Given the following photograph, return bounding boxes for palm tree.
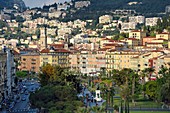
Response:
[141,68,155,98]
[157,67,170,103]
[101,79,114,112]
[141,68,155,83]
[90,106,105,113]
[130,71,138,105]
[76,107,91,113]
[119,68,134,113]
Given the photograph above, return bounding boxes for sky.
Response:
[23,0,71,8]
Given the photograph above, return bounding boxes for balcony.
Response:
[31,59,36,61]
[82,57,86,59]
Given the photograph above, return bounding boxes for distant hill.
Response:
[0,0,26,11]
[63,0,170,21]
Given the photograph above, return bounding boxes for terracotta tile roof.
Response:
[144,53,151,57]
[41,48,50,53]
[154,38,167,40]
[128,38,138,40]
[108,49,116,52]
[13,50,20,55]
[132,56,139,58]
[158,32,170,35]
[151,50,163,52]
[41,48,70,53]
[131,30,141,32]
[49,44,64,48]
[147,42,163,44]
[55,48,70,53]
[97,48,109,51]
[102,38,113,41]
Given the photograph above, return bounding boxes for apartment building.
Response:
[121,38,139,48]
[131,50,164,72]
[142,36,156,46]
[20,53,40,72]
[145,17,161,26]
[121,22,136,30]
[0,49,15,103]
[99,15,113,24]
[0,52,7,102]
[40,48,70,68]
[156,33,170,40]
[106,50,140,71]
[129,16,145,24]
[129,30,146,45]
[75,1,91,9]
[69,48,107,76]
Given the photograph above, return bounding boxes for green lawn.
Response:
[130,111,170,113]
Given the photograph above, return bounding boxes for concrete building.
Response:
[40,48,70,68]
[48,11,62,19]
[129,16,145,24]
[145,17,161,26]
[0,52,7,103]
[156,33,170,40]
[121,22,136,30]
[121,38,140,48]
[20,53,40,72]
[142,36,156,46]
[114,10,136,15]
[129,30,146,45]
[0,49,16,104]
[165,5,170,13]
[75,1,91,9]
[106,50,140,71]
[99,15,113,24]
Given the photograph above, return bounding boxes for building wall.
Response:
[106,50,139,71]
[0,49,15,102]
[142,37,156,46]
[156,33,170,40]
[21,54,40,72]
[0,53,7,102]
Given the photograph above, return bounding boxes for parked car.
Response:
[21,97,26,101]
[21,90,24,94]
[25,91,29,95]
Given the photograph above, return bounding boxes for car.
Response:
[21,97,26,101]
[21,90,24,94]
[25,91,29,95]
[9,102,15,109]
[31,82,34,85]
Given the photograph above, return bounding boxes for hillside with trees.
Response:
[63,0,170,21]
[0,0,26,10]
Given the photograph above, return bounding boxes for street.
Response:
[0,79,40,113]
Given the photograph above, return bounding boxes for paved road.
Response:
[0,79,40,113]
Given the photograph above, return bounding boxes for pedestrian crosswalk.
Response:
[9,109,38,113]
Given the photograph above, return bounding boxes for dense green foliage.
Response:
[30,85,82,113]
[0,20,7,29]
[0,0,26,10]
[64,0,170,21]
[16,71,27,78]
[142,16,170,37]
[30,64,82,112]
